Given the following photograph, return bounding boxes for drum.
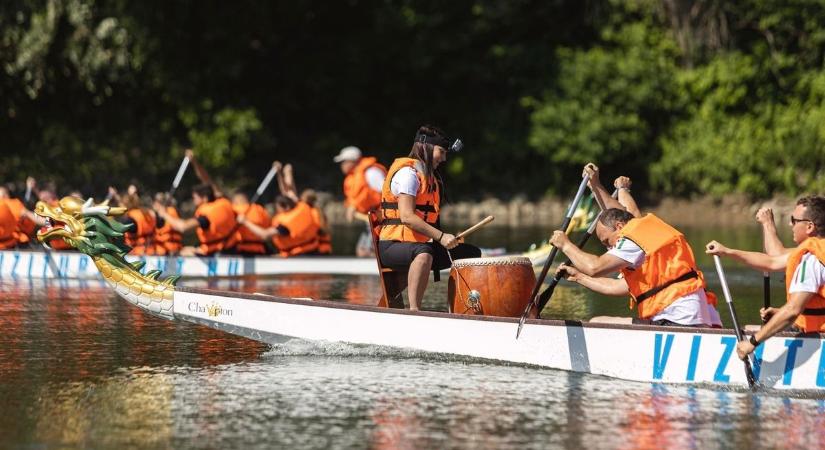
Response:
[448,256,536,317]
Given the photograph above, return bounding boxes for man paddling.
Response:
[551,164,721,327]
[706,196,825,359]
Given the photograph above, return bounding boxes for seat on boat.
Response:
[368,211,406,309]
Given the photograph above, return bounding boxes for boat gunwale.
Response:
[176,285,825,340]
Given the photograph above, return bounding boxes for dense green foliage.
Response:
[2,0,824,201]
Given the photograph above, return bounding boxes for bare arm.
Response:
[549,230,629,276]
[614,176,641,218]
[239,217,279,240]
[583,163,624,211]
[278,163,299,202]
[558,263,629,296]
[706,240,789,272]
[397,194,458,249]
[154,202,200,233]
[737,291,813,359]
[755,208,789,256]
[186,149,224,198]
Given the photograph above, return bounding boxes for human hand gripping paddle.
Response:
[216,162,280,253]
[534,190,619,315]
[516,174,591,338]
[711,251,757,389]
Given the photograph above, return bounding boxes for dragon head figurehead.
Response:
[36,196,138,269]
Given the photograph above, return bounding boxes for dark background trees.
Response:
[2,0,824,202]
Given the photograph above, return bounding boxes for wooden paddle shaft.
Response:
[456,215,494,239]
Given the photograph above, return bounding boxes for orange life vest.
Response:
[378,158,440,243]
[0,202,18,250]
[155,206,183,255]
[618,214,709,319]
[125,208,158,255]
[310,206,332,254]
[233,202,270,255]
[194,197,238,255]
[785,237,825,332]
[343,157,386,213]
[272,201,320,257]
[1,198,36,245]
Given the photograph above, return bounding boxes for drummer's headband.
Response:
[415,131,463,153]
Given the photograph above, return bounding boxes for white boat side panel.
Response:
[172,290,825,390]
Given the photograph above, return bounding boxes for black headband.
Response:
[414,131,463,152]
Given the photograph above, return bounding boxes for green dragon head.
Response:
[35,196,179,285]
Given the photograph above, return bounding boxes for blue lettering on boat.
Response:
[816,341,825,387]
[176,257,184,273]
[78,256,88,273]
[783,339,804,386]
[228,258,240,276]
[686,335,701,381]
[11,252,20,277]
[58,255,69,277]
[752,343,765,380]
[207,258,217,277]
[653,333,674,380]
[714,336,736,383]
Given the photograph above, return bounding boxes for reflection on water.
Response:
[0,224,822,448]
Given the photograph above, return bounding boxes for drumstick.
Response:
[456,215,494,240]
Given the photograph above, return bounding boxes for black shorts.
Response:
[378,240,481,272]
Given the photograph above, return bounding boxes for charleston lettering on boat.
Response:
[188,301,234,318]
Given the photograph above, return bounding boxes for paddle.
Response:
[168,155,191,198]
[712,254,757,388]
[216,162,279,253]
[516,175,591,338]
[534,190,618,315]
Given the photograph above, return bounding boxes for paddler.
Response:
[552,163,722,327]
[238,194,321,257]
[109,185,159,255]
[0,185,45,246]
[377,125,481,310]
[277,162,332,255]
[230,191,271,255]
[333,145,386,256]
[152,150,238,256]
[153,192,183,255]
[705,195,825,359]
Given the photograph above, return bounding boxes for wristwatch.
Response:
[748,334,761,347]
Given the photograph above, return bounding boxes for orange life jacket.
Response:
[343,157,386,213]
[194,197,238,255]
[378,158,440,243]
[155,206,183,255]
[1,198,36,245]
[233,202,270,255]
[618,214,709,319]
[0,202,18,250]
[310,206,332,254]
[125,208,158,255]
[272,201,320,257]
[785,237,825,332]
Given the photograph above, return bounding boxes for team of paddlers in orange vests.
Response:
[0,146,387,258]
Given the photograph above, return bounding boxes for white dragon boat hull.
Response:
[141,285,825,392]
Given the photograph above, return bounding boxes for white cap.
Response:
[333,146,362,163]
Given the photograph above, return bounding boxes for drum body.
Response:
[448,256,536,317]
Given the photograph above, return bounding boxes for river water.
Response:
[1,224,823,449]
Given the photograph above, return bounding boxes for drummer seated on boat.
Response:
[377,125,481,311]
[153,183,239,256]
[551,205,722,328]
[705,196,825,359]
[238,195,322,257]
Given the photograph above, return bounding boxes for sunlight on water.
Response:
[0,225,821,449]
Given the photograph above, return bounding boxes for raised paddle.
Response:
[534,190,618,314]
[712,254,757,388]
[168,155,191,198]
[516,174,591,338]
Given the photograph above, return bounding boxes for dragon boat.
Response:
[34,196,825,392]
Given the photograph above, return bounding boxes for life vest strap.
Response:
[635,270,699,303]
[802,308,825,316]
[380,201,436,213]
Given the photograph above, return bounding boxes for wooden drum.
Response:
[448,256,536,317]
